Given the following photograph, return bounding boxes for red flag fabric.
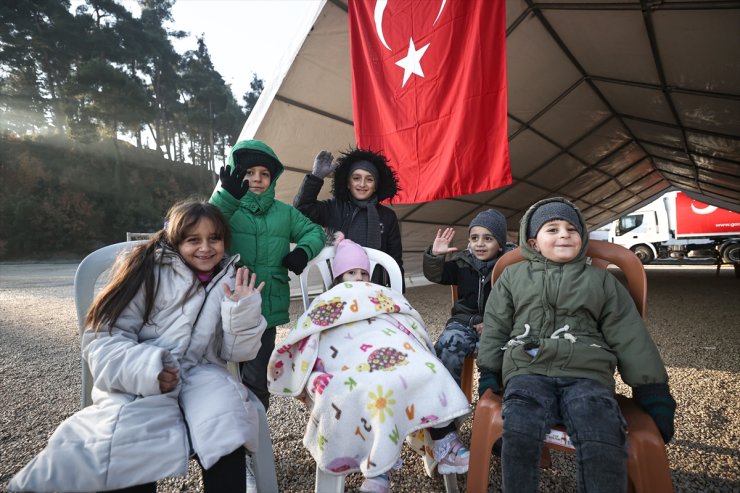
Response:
[348,0,511,204]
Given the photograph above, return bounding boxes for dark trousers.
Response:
[240,325,276,411]
[105,446,246,493]
[428,421,457,440]
[501,375,628,493]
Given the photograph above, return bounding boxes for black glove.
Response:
[219,165,248,200]
[282,248,309,275]
[478,369,502,397]
[633,383,676,443]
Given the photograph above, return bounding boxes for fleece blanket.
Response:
[268,282,471,477]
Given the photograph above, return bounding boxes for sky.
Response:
[169,0,323,101]
[98,0,324,101]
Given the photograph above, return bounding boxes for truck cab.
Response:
[609,205,667,263]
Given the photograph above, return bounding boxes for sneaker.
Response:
[359,472,390,493]
[245,454,257,493]
[433,432,470,475]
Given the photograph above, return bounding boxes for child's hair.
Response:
[331,233,370,285]
[85,200,230,333]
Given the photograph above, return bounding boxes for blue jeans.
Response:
[502,375,627,493]
[434,320,479,385]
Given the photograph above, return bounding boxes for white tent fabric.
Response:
[237,0,740,284]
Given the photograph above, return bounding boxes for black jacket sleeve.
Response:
[293,174,332,226]
[382,209,404,274]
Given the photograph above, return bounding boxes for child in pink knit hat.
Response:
[331,232,371,284]
[268,233,471,493]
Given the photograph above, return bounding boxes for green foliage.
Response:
[0,1,266,258]
[0,0,263,167]
[0,134,213,259]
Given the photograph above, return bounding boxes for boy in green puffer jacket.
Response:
[210,139,326,410]
[477,197,676,493]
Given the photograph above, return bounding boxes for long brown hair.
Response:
[85,200,231,333]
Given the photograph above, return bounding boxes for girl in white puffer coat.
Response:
[9,200,267,493]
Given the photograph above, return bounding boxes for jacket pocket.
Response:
[270,272,291,313]
[503,345,532,375]
[559,341,617,375]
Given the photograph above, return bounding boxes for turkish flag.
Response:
[348,0,511,204]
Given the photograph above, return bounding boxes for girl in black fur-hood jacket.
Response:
[293,147,404,290]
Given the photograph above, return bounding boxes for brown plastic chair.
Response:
[466,240,672,493]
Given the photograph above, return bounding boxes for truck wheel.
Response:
[722,243,740,264]
[632,245,654,264]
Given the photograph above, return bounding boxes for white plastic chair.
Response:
[74,241,278,492]
[299,246,459,493]
[299,245,403,312]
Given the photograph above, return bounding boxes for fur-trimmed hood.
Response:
[331,148,400,202]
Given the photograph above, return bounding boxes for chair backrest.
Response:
[491,240,646,318]
[299,245,403,311]
[74,241,145,408]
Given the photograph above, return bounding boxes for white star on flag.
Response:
[395,38,430,87]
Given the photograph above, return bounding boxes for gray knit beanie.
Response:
[527,201,583,239]
[348,160,379,182]
[469,209,507,247]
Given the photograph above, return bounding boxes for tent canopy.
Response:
[240,0,740,280]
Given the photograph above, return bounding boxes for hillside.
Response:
[0,135,214,259]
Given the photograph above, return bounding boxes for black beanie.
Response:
[233,149,280,178]
[527,201,583,239]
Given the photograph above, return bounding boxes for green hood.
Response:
[229,139,284,181]
[228,139,284,208]
[518,197,589,264]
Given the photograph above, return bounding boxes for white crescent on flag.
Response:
[691,203,718,215]
[373,0,448,51]
[374,0,391,50]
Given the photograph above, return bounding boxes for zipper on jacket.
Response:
[181,257,237,361]
[477,275,484,315]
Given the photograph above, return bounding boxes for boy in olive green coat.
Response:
[477,197,675,493]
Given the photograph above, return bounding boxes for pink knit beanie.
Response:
[332,237,370,279]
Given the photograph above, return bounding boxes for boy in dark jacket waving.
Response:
[423,209,511,386]
[478,197,676,493]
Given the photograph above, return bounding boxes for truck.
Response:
[607,191,740,265]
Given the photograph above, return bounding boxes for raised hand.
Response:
[312,150,337,179]
[224,267,265,301]
[432,227,459,256]
[158,367,179,393]
[219,165,249,199]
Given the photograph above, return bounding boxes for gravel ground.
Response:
[1,263,738,492]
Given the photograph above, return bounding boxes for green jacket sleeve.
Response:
[209,187,240,220]
[477,268,515,374]
[599,275,669,386]
[288,206,326,260]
